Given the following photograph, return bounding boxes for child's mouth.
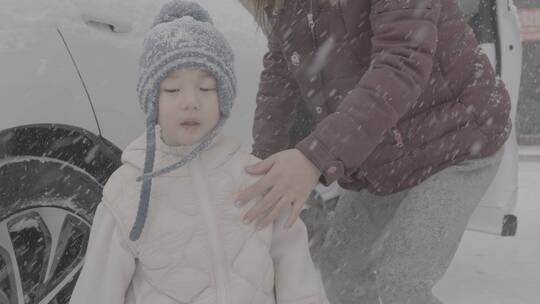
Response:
[179,120,201,131]
[180,122,200,126]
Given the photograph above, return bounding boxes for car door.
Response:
[462,0,523,236]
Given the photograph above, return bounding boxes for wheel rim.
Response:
[0,207,91,304]
[0,157,102,304]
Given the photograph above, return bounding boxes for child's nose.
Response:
[180,91,200,110]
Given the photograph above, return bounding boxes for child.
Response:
[69,1,327,304]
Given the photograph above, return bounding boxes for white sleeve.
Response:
[69,203,136,304]
[271,212,329,304]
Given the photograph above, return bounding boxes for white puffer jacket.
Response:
[70,130,327,304]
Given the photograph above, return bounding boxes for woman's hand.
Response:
[235,149,321,229]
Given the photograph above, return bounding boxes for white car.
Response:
[0,0,522,303]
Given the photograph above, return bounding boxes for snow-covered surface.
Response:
[0,0,164,33]
[434,160,540,304]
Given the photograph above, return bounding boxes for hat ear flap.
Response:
[129,102,158,241]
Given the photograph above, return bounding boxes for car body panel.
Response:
[468,0,523,235]
[54,22,145,149]
[0,27,99,136]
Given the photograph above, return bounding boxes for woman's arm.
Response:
[69,204,135,304]
[296,0,442,185]
[238,0,442,228]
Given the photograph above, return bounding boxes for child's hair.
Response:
[249,0,275,25]
[130,0,236,241]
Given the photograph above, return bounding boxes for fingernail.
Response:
[243,218,251,225]
[256,224,264,230]
[234,201,242,208]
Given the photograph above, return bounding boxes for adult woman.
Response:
[235,0,511,303]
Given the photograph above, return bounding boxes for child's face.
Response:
[158,69,220,146]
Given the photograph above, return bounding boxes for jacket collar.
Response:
[121,125,241,177]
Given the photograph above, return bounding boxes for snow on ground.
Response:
[434,157,540,304]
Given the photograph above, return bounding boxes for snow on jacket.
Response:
[246,0,511,194]
[70,129,327,304]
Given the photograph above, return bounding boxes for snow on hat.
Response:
[130,0,236,241]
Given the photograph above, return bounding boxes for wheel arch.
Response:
[0,124,122,186]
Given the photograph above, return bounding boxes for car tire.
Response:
[0,156,101,304]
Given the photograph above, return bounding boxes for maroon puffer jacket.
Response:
[252,0,511,194]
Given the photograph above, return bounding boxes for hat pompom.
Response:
[152,0,212,27]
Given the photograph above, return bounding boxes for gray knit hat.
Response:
[130,0,236,241]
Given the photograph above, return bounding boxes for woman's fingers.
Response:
[235,172,275,207]
[243,198,270,224]
[256,195,292,229]
[235,149,320,228]
[245,156,275,175]
[243,184,284,223]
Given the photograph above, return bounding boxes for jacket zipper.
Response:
[307,13,315,39]
[391,127,405,148]
[306,0,318,51]
[307,0,323,83]
[190,158,230,304]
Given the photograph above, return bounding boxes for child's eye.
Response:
[200,87,217,92]
[164,89,180,93]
